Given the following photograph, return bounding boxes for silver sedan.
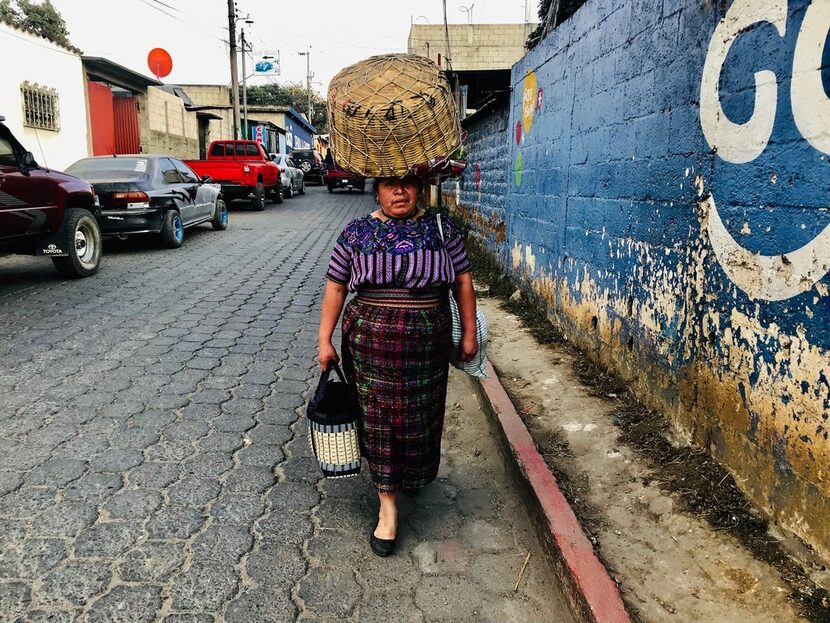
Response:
[270,153,305,199]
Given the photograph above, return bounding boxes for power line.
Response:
[136,0,228,43]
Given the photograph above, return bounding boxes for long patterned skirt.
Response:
[341,295,452,494]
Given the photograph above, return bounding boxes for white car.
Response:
[270,153,305,198]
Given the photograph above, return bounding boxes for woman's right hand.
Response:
[318,341,340,371]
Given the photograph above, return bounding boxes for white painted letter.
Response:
[700,0,787,164]
[791,1,830,155]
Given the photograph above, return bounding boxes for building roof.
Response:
[244,105,316,134]
[247,119,286,134]
[159,85,193,106]
[82,57,161,92]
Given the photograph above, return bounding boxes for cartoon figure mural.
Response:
[490,0,830,559]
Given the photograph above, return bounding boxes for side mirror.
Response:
[200,175,213,184]
[20,151,36,173]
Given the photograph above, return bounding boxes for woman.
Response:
[318,175,478,557]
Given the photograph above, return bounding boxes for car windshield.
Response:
[292,151,311,161]
[66,157,150,182]
[0,127,23,167]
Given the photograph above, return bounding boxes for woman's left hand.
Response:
[457,332,478,363]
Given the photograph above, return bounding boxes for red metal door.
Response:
[87,82,115,156]
[113,96,140,154]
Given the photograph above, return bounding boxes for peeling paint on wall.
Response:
[450,0,830,561]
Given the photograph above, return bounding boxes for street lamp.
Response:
[298,48,313,124]
[460,3,475,24]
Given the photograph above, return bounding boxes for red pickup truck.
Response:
[326,161,365,194]
[185,140,280,211]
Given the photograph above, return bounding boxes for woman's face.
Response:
[376,177,420,217]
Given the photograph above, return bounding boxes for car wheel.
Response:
[52,208,102,278]
[251,182,266,211]
[284,182,293,199]
[211,198,228,231]
[357,181,366,194]
[160,209,185,248]
[327,182,334,194]
[298,180,305,195]
[299,161,312,174]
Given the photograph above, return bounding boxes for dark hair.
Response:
[373,176,425,194]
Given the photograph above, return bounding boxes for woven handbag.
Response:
[436,214,488,379]
[307,363,362,478]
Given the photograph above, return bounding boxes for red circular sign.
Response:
[147,48,173,79]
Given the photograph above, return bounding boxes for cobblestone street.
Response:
[0,187,569,623]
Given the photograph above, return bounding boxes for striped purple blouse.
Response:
[326,210,472,292]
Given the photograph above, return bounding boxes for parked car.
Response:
[269,153,305,198]
[0,116,102,278]
[65,155,227,248]
[290,148,326,185]
[185,140,280,211]
[326,161,366,193]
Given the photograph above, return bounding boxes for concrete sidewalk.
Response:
[295,367,573,622]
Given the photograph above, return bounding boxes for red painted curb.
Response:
[477,360,630,623]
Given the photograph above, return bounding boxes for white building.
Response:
[0,22,90,170]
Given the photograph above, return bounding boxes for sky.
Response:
[49,0,537,94]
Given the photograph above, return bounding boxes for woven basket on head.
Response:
[328,53,461,178]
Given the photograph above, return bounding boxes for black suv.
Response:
[290,149,326,185]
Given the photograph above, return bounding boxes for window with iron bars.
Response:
[20,82,60,132]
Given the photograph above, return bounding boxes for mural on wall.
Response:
[458,0,830,559]
[700,0,830,302]
[514,70,542,189]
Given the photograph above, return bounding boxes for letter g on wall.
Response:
[700,0,830,162]
[699,0,830,302]
[699,0,786,164]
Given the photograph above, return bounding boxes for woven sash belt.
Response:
[356,288,444,309]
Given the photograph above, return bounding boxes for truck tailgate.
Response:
[184,160,250,185]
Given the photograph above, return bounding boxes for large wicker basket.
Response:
[328,53,461,178]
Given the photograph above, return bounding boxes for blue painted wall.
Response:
[449,0,830,558]
[284,107,316,151]
[451,100,510,246]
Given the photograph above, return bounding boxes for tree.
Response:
[0,0,74,49]
[526,0,586,50]
[245,81,329,134]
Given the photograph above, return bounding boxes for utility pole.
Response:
[241,18,253,139]
[227,0,240,138]
[298,49,313,125]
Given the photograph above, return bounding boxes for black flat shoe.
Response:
[370,532,396,557]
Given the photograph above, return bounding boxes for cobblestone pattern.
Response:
[0,189,568,622]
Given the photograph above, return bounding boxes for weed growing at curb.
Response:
[465,233,830,623]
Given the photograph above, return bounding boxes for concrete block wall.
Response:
[179,84,230,107]
[407,24,531,71]
[448,0,830,561]
[447,104,510,249]
[138,87,198,159]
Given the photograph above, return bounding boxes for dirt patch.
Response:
[466,236,830,623]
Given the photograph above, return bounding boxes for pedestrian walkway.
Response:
[0,187,570,622]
